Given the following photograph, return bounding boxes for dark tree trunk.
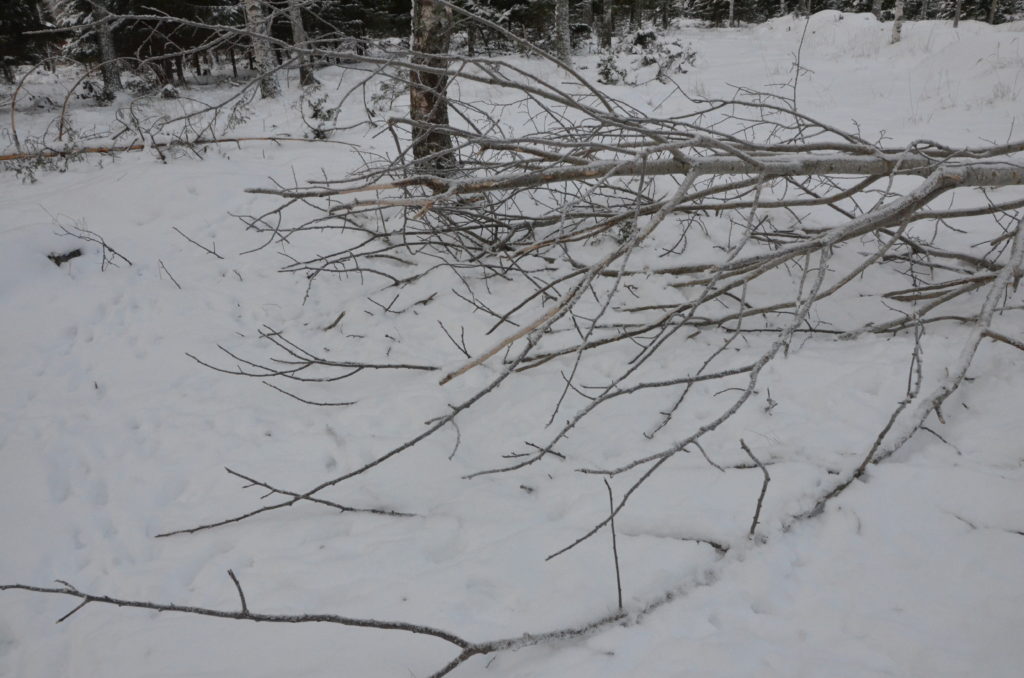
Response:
[410,0,455,173]
[174,55,185,85]
[93,1,121,95]
[630,0,642,31]
[600,0,614,49]
[230,47,238,78]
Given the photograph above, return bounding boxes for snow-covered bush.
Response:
[597,52,627,84]
[78,79,114,105]
[121,70,161,96]
[600,30,698,86]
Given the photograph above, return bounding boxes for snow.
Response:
[2,12,1024,678]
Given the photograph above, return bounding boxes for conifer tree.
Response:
[0,0,46,83]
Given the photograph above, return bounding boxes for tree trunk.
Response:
[891,0,904,43]
[630,0,642,31]
[729,0,736,27]
[988,0,998,23]
[161,54,173,85]
[93,1,121,94]
[410,0,455,173]
[953,0,963,27]
[600,0,614,49]
[242,0,280,98]
[287,0,317,86]
[871,0,882,18]
[555,0,571,62]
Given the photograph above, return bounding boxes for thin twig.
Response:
[226,570,248,614]
[739,440,770,537]
[605,479,624,611]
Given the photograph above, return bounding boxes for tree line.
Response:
[1,0,1021,88]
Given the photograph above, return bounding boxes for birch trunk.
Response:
[243,0,280,99]
[891,0,904,43]
[410,0,455,173]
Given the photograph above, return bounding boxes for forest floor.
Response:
[2,12,1023,678]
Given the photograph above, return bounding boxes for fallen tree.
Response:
[3,6,1023,678]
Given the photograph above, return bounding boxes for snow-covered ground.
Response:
[2,13,1023,678]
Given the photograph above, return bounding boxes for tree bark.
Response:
[287,0,317,86]
[600,0,614,49]
[988,0,999,23]
[630,0,643,32]
[892,0,904,43]
[555,0,572,62]
[242,0,280,98]
[161,55,173,85]
[953,0,964,27]
[93,1,121,94]
[410,0,455,173]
